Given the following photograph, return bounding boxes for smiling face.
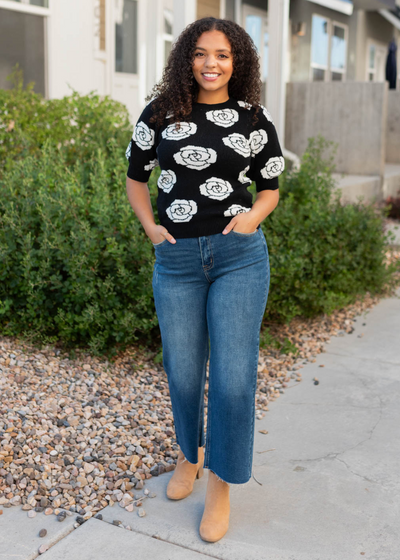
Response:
[192,30,234,103]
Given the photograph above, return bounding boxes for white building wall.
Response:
[47,0,106,99]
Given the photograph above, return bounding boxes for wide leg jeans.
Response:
[151,226,270,484]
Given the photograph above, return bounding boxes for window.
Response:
[115,0,138,74]
[163,7,173,67]
[4,0,48,6]
[311,14,348,81]
[368,44,376,82]
[0,7,46,95]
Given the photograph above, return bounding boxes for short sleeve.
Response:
[125,100,159,182]
[246,106,285,192]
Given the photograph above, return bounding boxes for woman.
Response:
[125,16,284,543]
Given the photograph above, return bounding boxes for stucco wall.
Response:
[285,81,388,175]
[386,90,400,164]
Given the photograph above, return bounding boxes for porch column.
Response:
[267,0,289,145]
[173,0,197,40]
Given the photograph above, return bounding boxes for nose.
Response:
[203,55,218,68]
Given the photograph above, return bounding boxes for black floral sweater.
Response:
[125,96,285,238]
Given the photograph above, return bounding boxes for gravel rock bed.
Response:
[1,255,399,522]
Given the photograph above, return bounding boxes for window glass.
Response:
[245,15,262,53]
[312,68,325,81]
[331,25,346,70]
[164,40,172,66]
[311,15,329,68]
[263,31,268,81]
[5,0,49,6]
[164,8,173,35]
[331,71,343,81]
[115,0,138,74]
[29,0,49,6]
[369,44,376,70]
[0,8,45,95]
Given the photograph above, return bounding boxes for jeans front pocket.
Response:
[230,227,259,237]
[152,238,169,247]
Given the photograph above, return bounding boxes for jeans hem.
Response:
[204,465,253,485]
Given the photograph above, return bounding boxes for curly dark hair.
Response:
[146,17,263,128]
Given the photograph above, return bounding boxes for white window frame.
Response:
[0,0,49,16]
[310,13,348,82]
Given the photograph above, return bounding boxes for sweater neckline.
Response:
[193,97,233,107]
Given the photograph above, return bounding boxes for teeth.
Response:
[203,74,219,77]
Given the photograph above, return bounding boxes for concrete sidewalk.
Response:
[1,287,399,560]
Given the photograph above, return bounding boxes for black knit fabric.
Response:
[126,96,285,238]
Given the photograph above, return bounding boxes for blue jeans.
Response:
[151,226,270,484]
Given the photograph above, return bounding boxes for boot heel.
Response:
[196,464,204,479]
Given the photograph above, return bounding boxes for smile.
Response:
[202,73,221,81]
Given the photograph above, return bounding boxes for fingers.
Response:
[222,220,235,234]
[161,229,176,244]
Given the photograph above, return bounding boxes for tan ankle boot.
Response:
[166,446,204,500]
[199,470,230,542]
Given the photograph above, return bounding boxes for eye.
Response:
[219,54,228,58]
[195,52,204,57]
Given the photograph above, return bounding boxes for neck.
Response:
[195,89,230,104]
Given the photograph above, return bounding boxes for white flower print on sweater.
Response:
[206,108,239,128]
[249,129,268,157]
[261,156,285,179]
[173,145,217,170]
[125,139,133,160]
[158,170,176,193]
[222,133,251,157]
[133,121,155,151]
[144,159,159,171]
[238,166,252,185]
[260,104,274,123]
[166,199,198,222]
[199,178,233,200]
[237,100,252,110]
[224,204,251,217]
[162,122,197,141]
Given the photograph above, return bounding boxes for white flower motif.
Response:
[199,178,233,201]
[222,133,251,158]
[260,156,285,179]
[133,121,155,151]
[260,105,274,123]
[249,129,268,157]
[144,159,159,171]
[205,108,239,128]
[238,166,252,185]
[173,145,217,170]
[162,122,197,141]
[125,139,133,160]
[237,100,252,110]
[157,169,176,193]
[224,204,251,217]
[166,199,198,223]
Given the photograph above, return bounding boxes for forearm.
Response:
[126,177,157,234]
[248,189,280,224]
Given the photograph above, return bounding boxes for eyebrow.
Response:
[195,47,231,53]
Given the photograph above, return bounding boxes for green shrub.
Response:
[0,66,132,175]
[0,141,159,354]
[262,136,397,322]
